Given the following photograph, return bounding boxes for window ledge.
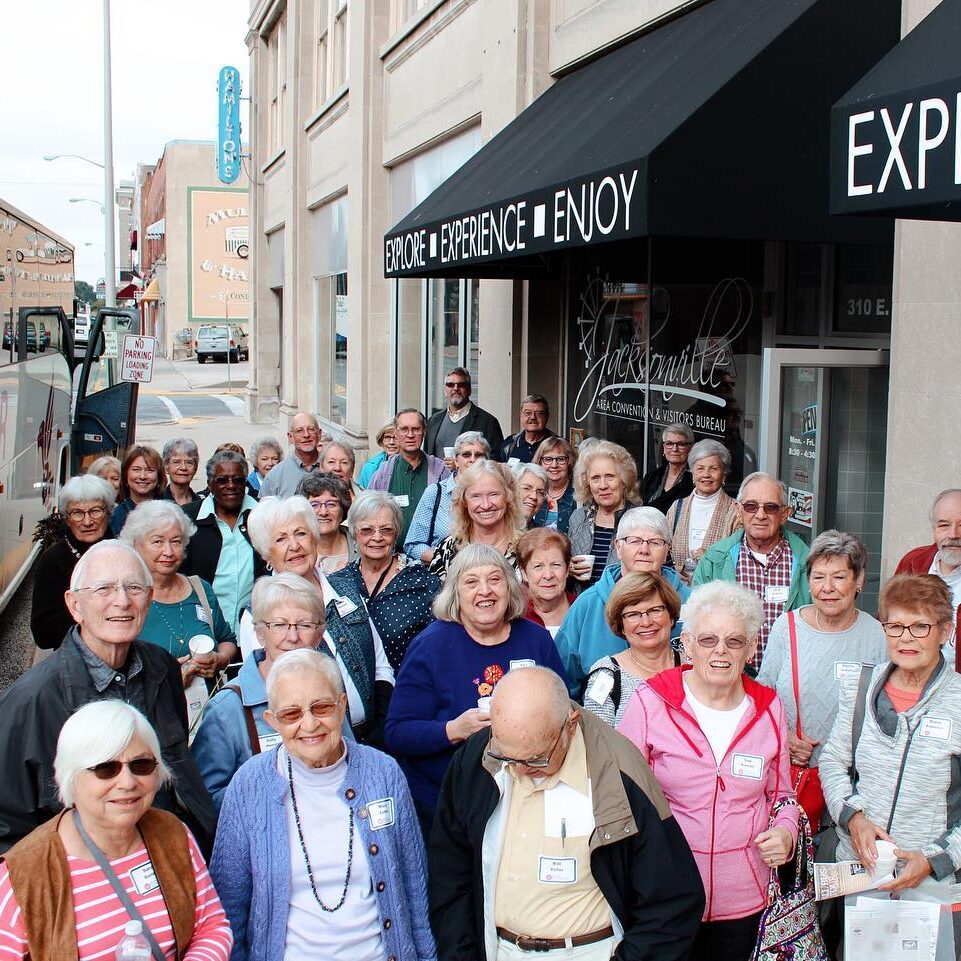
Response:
[261,147,286,174]
[380,0,448,59]
[303,84,349,132]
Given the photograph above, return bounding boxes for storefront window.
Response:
[428,279,461,415]
[833,245,893,335]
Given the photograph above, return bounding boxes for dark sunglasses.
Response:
[740,500,784,515]
[211,475,246,487]
[88,757,159,780]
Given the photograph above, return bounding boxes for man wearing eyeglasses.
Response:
[497,394,555,465]
[425,367,504,460]
[259,411,326,498]
[430,666,703,961]
[692,472,810,669]
[0,541,216,855]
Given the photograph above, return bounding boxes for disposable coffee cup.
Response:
[444,446,456,458]
[573,554,596,581]
[188,635,216,656]
[477,696,492,714]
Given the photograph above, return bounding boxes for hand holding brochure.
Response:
[814,839,898,901]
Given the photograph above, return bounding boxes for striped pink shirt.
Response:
[0,830,232,961]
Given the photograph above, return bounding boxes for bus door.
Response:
[72,307,140,474]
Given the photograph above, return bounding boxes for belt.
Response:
[496,925,614,952]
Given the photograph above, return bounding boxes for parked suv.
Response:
[195,323,249,363]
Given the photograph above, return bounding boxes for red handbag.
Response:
[788,611,826,827]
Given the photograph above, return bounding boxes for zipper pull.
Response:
[717,770,726,791]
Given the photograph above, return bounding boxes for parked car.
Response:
[3,321,45,352]
[195,323,249,363]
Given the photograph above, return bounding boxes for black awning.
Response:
[384,0,899,279]
[831,0,961,220]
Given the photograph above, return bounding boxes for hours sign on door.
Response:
[120,334,156,383]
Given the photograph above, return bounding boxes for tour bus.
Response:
[0,198,138,613]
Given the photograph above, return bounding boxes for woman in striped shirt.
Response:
[0,700,232,960]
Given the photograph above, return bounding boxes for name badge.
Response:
[335,596,358,617]
[507,458,521,469]
[834,661,862,681]
[367,797,395,831]
[509,658,535,671]
[195,605,209,624]
[393,495,410,508]
[919,717,952,740]
[258,733,283,752]
[764,585,790,605]
[128,861,159,896]
[731,753,764,780]
[538,855,577,884]
[585,672,614,706]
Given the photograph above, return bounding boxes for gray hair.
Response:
[661,423,695,444]
[683,581,764,640]
[321,441,356,470]
[247,496,321,560]
[930,489,961,523]
[87,455,121,479]
[251,436,284,462]
[266,648,345,711]
[118,499,196,548]
[161,437,199,464]
[432,543,525,623]
[394,407,427,430]
[617,506,672,543]
[58,474,116,513]
[737,471,787,505]
[251,572,325,623]
[455,431,490,456]
[55,701,171,808]
[205,449,249,485]
[346,490,402,540]
[688,439,732,473]
[513,462,548,489]
[806,529,868,580]
[69,540,153,592]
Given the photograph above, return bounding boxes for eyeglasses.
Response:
[445,380,469,389]
[397,426,423,434]
[291,427,319,436]
[73,581,149,599]
[166,458,197,469]
[487,722,568,769]
[882,622,936,639]
[541,455,568,465]
[356,525,396,539]
[309,500,341,512]
[623,604,668,623]
[261,620,322,635]
[618,536,668,549]
[88,757,159,780]
[211,475,245,487]
[740,501,784,515]
[663,441,692,449]
[273,700,341,725]
[692,633,749,650]
[65,506,107,522]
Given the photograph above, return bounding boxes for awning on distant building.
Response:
[140,278,161,302]
[831,0,961,220]
[384,0,899,279]
[116,283,139,300]
[145,219,165,239]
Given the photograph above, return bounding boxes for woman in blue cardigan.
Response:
[211,648,435,961]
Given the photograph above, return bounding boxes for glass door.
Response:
[759,348,889,611]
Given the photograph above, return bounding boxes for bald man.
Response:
[429,667,703,961]
[259,411,325,498]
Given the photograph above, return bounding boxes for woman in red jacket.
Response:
[619,580,798,961]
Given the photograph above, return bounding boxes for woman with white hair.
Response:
[31,474,115,650]
[556,506,691,694]
[666,439,742,584]
[120,500,237,689]
[385,544,567,832]
[162,437,202,507]
[320,440,362,499]
[0,700,233,960]
[329,491,441,672]
[246,496,395,745]
[247,436,283,496]
[619,581,797,961]
[513,461,548,529]
[210,649,435,961]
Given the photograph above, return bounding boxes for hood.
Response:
[645,665,778,716]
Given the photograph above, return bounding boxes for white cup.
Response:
[572,554,596,581]
[444,446,456,458]
[477,696,492,714]
[188,635,215,656]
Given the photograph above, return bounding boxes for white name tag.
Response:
[834,661,862,681]
[334,596,358,617]
[393,495,410,508]
[731,753,764,780]
[919,716,952,740]
[585,672,614,706]
[195,605,209,624]
[765,585,790,605]
[128,861,159,895]
[507,458,521,469]
[538,855,577,884]
[258,733,283,751]
[509,658,535,671]
[367,797,395,831]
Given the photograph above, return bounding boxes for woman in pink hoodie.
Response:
[619,580,798,961]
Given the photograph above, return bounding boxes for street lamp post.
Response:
[102,0,116,308]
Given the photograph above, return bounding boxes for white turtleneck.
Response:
[688,488,723,552]
[280,747,382,961]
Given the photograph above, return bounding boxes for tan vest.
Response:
[1,807,197,961]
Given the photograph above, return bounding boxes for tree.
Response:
[75,281,96,306]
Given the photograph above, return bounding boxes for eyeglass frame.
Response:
[87,757,159,780]
[486,717,572,768]
[688,633,751,651]
[259,619,323,635]
[617,535,669,549]
[65,506,108,522]
[272,698,343,725]
[881,621,943,639]
[739,500,786,515]
[72,581,150,599]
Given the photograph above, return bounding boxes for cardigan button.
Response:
[359,806,368,819]
[369,843,379,855]
[603,833,611,840]
[345,788,356,800]
[376,881,385,892]
[388,956,397,961]
[384,918,392,930]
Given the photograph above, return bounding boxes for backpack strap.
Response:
[849,664,872,784]
[225,684,261,755]
[427,481,444,545]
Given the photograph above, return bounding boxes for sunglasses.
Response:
[88,757,159,780]
[740,501,784,515]
[273,700,341,725]
[691,634,750,650]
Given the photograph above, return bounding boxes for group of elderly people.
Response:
[5,418,961,961]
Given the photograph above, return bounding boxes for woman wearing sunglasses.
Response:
[619,581,797,961]
[0,700,233,960]
[211,648,435,961]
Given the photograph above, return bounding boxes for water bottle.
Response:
[115,920,151,960]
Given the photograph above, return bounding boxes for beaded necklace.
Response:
[152,601,187,656]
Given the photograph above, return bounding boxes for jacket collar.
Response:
[645,664,778,716]
[196,492,258,521]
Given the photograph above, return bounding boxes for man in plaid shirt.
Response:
[691,472,811,670]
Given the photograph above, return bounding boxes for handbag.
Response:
[788,611,826,827]
[752,799,830,961]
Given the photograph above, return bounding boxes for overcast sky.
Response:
[0,0,249,286]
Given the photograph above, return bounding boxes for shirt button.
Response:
[359,807,368,819]
[603,833,611,840]
[115,675,123,682]
[384,918,392,930]
[369,843,379,855]
[376,881,385,892]
[345,788,356,800]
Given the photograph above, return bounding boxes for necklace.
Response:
[628,646,673,677]
[152,601,186,655]
[814,605,857,633]
[287,753,354,912]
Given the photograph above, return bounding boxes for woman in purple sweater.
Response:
[384,543,567,835]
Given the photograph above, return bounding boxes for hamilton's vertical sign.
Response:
[217,66,241,185]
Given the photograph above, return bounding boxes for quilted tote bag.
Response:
[751,799,829,961]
